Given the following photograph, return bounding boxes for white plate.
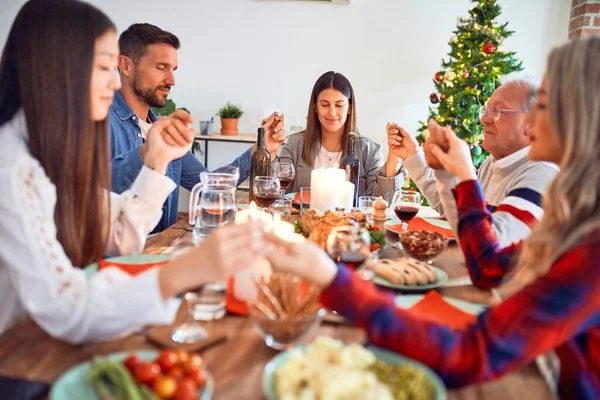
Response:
[394,294,486,315]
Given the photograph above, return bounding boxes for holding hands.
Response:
[262,111,286,157]
[426,119,477,181]
[142,109,196,174]
[386,122,419,160]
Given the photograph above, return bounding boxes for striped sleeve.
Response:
[495,187,543,229]
[454,180,519,289]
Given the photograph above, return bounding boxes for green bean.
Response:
[369,360,435,400]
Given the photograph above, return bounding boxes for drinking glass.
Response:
[272,162,295,196]
[358,196,378,222]
[193,186,236,243]
[252,175,281,211]
[299,187,311,216]
[271,197,293,219]
[391,190,421,232]
[326,225,374,280]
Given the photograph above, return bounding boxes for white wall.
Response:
[1,0,569,150]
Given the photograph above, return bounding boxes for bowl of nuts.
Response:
[398,230,449,263]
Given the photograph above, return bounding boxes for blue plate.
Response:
[373,265,448,291]
[262,344,446,399]
[395,294,486,315]
[50,350,213,400]
[83,254,172,279]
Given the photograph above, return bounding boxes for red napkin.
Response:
[293,192,310,204]
[388,217,455,239]
[225,277,249,316]
[98,259,169,276]
[407,291,475,330]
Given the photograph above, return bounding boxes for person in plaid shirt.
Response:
[266,36,600,399]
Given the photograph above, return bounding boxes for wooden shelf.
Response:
[194,133,256,143]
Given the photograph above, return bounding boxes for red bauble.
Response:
[429,93,439,104]
[461,71,469,79]
[434,72,445,82]
[440,94,446,101]
[482,42,496,54]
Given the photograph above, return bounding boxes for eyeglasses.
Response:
[479,105,528,122]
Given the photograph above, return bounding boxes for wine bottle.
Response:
[340,132,360,207]
[249,127,271,202]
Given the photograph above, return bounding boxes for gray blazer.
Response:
[278,131,405,203]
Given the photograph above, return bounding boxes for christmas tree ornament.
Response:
[445,81,454,88]
[434,72,445,82]
[440,94,446,101]
[482,42,496,54]
[461,71,469,79]
[429,93,439,104]
[444,71,456,81]
[450,35,459,43]
[471,145,483,156]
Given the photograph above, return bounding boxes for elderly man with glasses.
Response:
[387,76,558,288]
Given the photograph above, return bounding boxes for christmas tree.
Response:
[416,0,523,168]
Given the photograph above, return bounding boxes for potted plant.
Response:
[217,102,244,136]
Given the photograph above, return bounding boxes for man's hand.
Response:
[428,120,477,181]
[142,110,195,174]
[386,122,419,160]
[262,111,286,157]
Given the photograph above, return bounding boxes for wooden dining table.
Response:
[0,209,555,399]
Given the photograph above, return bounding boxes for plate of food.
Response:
[263,336,446,400]
[50,349,213,400]
[294,209,385,252]
[371,257,448,291]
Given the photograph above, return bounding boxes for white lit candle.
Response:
[310,168,346,212]
[338,181,355,211]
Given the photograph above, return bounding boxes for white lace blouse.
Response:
[0,111,180,344]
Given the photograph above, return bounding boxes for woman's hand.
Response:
[263,233,338,288]
[386,122,419,160]
[427,120,477,181]
[159,221,273,299]
[142,110,195,174]
[262,111,286,158]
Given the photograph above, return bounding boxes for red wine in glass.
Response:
[279,177,294,192]
[254,193,279,208]
[394,205,419,222]
[329,250,367,271]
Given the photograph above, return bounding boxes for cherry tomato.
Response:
[182,354,203,373]
[185,369,206,388]
[123,354,143,373]
[370,243,381,251]
[152,375,178,399]
[168,366,185,381]
[134,362,161,385]
[173,378,199,400]
[175,349,189,365]
[156,349,179,373]
[371,225,380,232]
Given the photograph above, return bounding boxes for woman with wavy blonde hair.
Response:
[265,36,600,399]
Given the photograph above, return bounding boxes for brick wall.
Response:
[570,0,600,38]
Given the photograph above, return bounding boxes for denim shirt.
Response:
[109,91,252,232]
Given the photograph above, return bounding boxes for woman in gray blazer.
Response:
[279,71,405,203]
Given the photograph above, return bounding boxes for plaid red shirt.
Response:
[320,180,600,399]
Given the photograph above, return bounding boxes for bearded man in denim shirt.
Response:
[110,23,285,233]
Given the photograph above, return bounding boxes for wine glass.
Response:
[391,190,421,232]
[252,175,281,212]
[326,225,374,280]
[273,162,295,197]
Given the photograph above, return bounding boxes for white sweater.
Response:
[404,147,558,248]
[0,111,180,344]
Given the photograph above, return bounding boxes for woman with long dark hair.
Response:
[0,0,268,344]
[279,71,405,201]
[267,37,600,398]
